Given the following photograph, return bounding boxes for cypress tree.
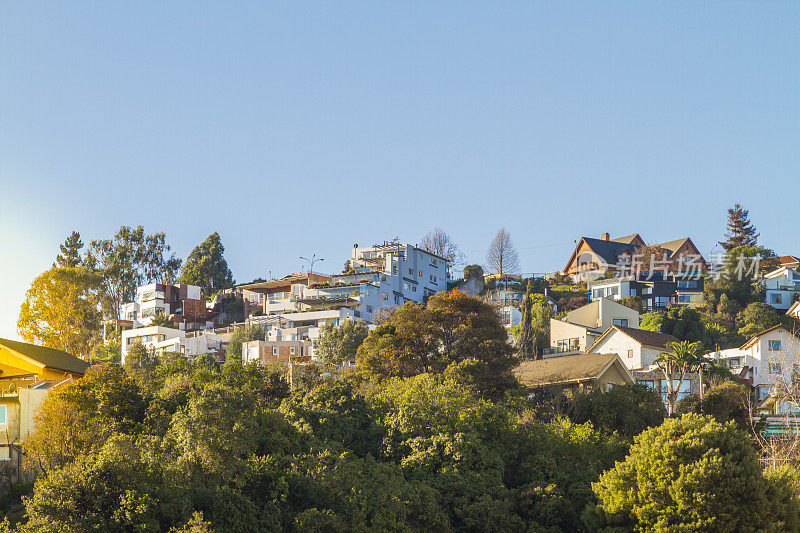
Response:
[719,203,759,251]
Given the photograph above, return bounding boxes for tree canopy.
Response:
[178,232,235,299]
[17,266,102,358]
[593,414,799,531]
[720,203,759,251]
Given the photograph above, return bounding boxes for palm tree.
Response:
[655,340,704,416]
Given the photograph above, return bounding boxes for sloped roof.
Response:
[0,338,90,375]
[614,326,678,347]
[586,325,678,353]
[740,325,795,350]
[513,353,628,387]
[655,238,691,254]
[611,234,642,244]
[778,255,800,265]
[582,237,638,265]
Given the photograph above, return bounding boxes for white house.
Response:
[762,267,800,310]
[585,325,678,371]
[788,302,800,320]
[709,325,800,401]
[548,298,640,356]
[498,305,522,328]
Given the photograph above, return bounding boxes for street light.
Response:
[300,254,324,274]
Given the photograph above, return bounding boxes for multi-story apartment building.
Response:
[240,241,448,325]
[587,272,704,310]
[762,266,800,310]
[120,326,229,362]
[236,241,448,361]
[117,283,216,331]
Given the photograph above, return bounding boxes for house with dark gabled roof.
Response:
[585,325,678,371]
[563,232,706,282]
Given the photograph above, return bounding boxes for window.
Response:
[769,340,782,351]
[290,346,296,355]
[418,270,422,276]
[412,285,417,292]
[643,287,653,295]
[677,294,693,303]
[636,380,654,390]
[613,318,628,327]
[0,405,6,425]
[771,294,783,304]
[429,275,438,284]
[382,293,388,301]
[630,288,638,296]
[677,280,698,289]
[607,287,619,297]
[141,307,156,318]
[769,361,783,374]
[592,289,604,299]
[408,268,414,275]
[654,296,671,307]
[367,306,373,313]
[660,379,691,402]
[272,346,278,356]
[627,349,633,358]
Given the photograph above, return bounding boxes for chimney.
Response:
[601,232,610,241]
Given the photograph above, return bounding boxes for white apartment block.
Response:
[763,267,800,310]
[707,325,800,401]
[120,325,229,363]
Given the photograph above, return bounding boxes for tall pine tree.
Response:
[55,231,84,268]
[719,203,759,251]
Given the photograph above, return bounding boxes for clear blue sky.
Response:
[1,2,798,340]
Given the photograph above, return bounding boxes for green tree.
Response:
[54,231,84,268]
[676,380,753,429]
[593,414,800,531]
[316,320,369,365]
[124,342,159,372]
[225,324,266,362]
[568,384,665,440]
[618,295,644,313]
[517,285,534,359]
[737,302,781,339]
[17,266,102,358]
[88,226,182,321]
[655,340,704,415]
[178,232,234,299]
[716,244,774,308]
[357,291,516,397]
[149,313,175,328]
[720,203,759,251]
[24,364,146,472]
[639,311,663,332]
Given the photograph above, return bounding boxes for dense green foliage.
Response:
[593,414,800,531]
[178,232,235,299]
[316,320,369,365]
[6,357,644,532]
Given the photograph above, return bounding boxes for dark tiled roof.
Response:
[0,338,90,375]
[582,237,638,265]
[513,353,621,387]
[615,326,678,348]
